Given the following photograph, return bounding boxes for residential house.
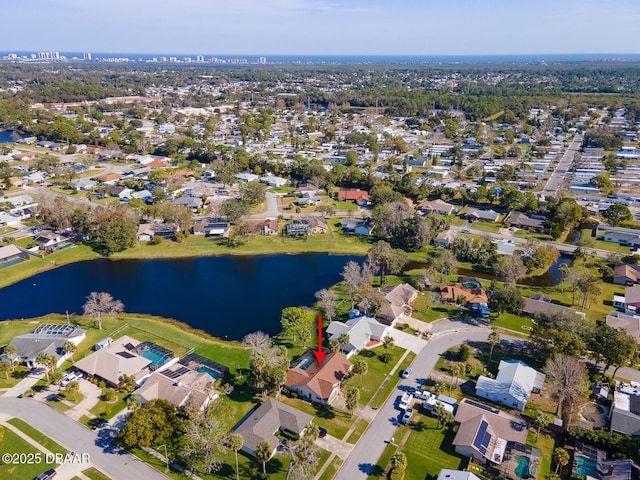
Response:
[453,398,529,465]
[285,217,328,236]
[12,152,36,161]
[376,283,419,324]
[610,382,640,436]
[73,178,97,191]
[74,336,155,387]
[254,219,279,236]
[5,324,86,368]
[131,190,153,203]
[614,264,640,286]
[136,223,179,241]
[134,363,219,411]
[285,351,352,405]
[233,399,313,458]
[623,287,640,312]
[192,220,230,237]
[260,174,288,188]
[603,231,640,248]
[338,189,369,207]
[465,209,500,223]
[504,212,545,231]
[34,230,71,252]
[434,229,458,247]
[235,172,259,183]
[296,191,319,206]
[441,283,489,310]
[326,315,391,357]
[172,195,202,211]
[418,199,456,216]
[294,184,319,195]
[437,470,482,480]
[0,244,29,266]
[341,218,374,236]
[522,295,585,319]
[607,312,640,345]
[475,360,546,412]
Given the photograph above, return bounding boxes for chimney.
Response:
[608,465,615,476]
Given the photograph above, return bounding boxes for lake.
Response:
[0,253,360,340]
[0,130,21,143]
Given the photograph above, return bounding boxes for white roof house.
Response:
[326,315,390,357]
[475,360,545,411]
[437,470,482,480]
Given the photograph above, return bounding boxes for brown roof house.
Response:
[418,199,456,216]
[74,336,153,386]
[453,398,529,465]
[285,351,352,405]
[441,284,488,307]
[376,283,419,324]
[134,363,219,411]
[234,399,313,458]
[338,189,369,206]
[614,263,640,286]
[607,312,640,345]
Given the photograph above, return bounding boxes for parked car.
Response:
[399,392,413,410]
[34,469,57,480]
[318,427,327,438]
[400,368,412,379]
[401,408,414,424]
[61,372,79,387]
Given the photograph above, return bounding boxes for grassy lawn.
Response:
[370,352,416,410]
[468,221,502,233]
[7,418,67,455]
[367,425,408,479]
[346,419,369,444]
[318,456,342,480]
[412,294,462,323]
[278,396,356,440]
[526,431,555,479]
[491,312,534,334]
[129,447,191,480]
[581,228,631,254]
[0,428,58,480]
[331,200,358,212]
[344,346,407,405]
[82,467,112,480]
[89,389,128,420]
[403,414,465,479]
[0,364,33,389]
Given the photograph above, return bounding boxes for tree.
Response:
[488,327,501,360]
[589,173,614,194]
[489,285,524,315]
[181,402,230,474]
[89,206,138,255]
[228,433,244,480]
[118,399,181,448]
[545,353,588,422]
[242,331,272,351]
[126,394,141,411]
[305,423,320,442]
[35,352,56,382]
[495,255,527,286]
[390,451,408,479]
[434,402,454,429]
[449,362,465,389]
[358,287,387,315]
[603,204,632,226]
[353,360,368,388]
[62,341,77,361]
[65,380,80,401]
[553,447,570,475]
[255,440,272,477]
[83,292,124,330]
[284,437,320,480]
[458,344,470,361]
[382,335,395,354]
[341,261,373,308]
[4,344,17,370]
[0,360,10,380]
[329,339,340,353]
[367,241,408,286]
[432,248,458,282]
[315,288,337,322]
[345,386,360,417]
[532,409,551,442]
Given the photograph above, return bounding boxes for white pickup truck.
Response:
[399,392,413,410]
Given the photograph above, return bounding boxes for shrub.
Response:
[102,389,116,402]
[458,344,470,361]
[149,235,163,245]
[379,352,393,364]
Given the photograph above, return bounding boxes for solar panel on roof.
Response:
[116,351,135,359]
[473,420,491,455]
[466,400,500,414]
[124,343,135,351]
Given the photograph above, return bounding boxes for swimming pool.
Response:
[575,455,598,477]
[196,366,221,380]
[296,358,313,370]
[0,257,25,269]
[514,455,531,479]
[138,347,170,368]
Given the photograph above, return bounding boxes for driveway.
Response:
[0,398,169,480]
[335,327,490,479]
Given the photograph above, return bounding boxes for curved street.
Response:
[0,397,168,480]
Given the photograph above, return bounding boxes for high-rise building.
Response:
[83,52,92,60]
[259,56,267,64]
[196,55,204,63]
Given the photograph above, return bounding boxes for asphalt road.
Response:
[335,328,491,480]
[541,134,583,198]
[0,397,169,480]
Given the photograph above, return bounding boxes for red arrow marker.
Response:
[312,314,326,366]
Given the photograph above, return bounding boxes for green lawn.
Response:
[491,312,534,334]
[367,425,409,479]
[344,346,407,405]
[346,419,369,444]
[370,352,417,410]
[412,294,462,323]
[467,221,502,233]
[89,390,128,420]
[278,396,356,440]
[318,456,342,480]
[0,428,58,480]
[403,414,465,479]
[0,364,33,389]
[82,467,112,480]
[526,431,555,479]
[7,418,67,455]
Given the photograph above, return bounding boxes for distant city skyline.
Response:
[2,0,639,55]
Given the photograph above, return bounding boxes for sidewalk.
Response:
[3,368,46,397]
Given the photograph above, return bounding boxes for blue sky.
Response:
[3,0,639,55]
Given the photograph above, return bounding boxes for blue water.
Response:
[0,258,25,269]
[0,253,359,340]
[4,52,640,64]
[0,130,20,143]
[296,359,313,371]
[138,347,169,368]
[514,455,531,479]
[196,366,220,380]
[575,456,597,477]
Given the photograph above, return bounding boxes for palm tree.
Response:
[390,451,408,475]
[382,335,395,353]
[65,380,80,401]
[353,360,368,388]
[345,386,360,417]
[0,360,10,381]
[35,352,56,382]
[228,433,243,480]
[532,409,551,442]
[255,441,272,478]
[553,447,570,475]
[304,424,320,442]
[4,344,17,370]
[488,327,501,360]
[338,332,350,349]
[62,341,77,361]
[329,340,340,353]
[450,362,465,389]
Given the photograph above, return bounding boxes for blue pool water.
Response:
[139,348,169,368]
[575,456,597,477]
[0,258,25,270]
[196,366,220,380]
[296,359,313,370]
[514,455,531,479]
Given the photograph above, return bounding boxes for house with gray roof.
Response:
[504,211,545,231]
[326,315,390,357]
[523,296,585,320]
[6,323,86,368]
[607,312,640,344]
[465,209,500,223]
[233,399,313,458]
[611,383,640,436]
[475,360,545,411]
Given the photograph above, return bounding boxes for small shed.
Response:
[94,337,113,351]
